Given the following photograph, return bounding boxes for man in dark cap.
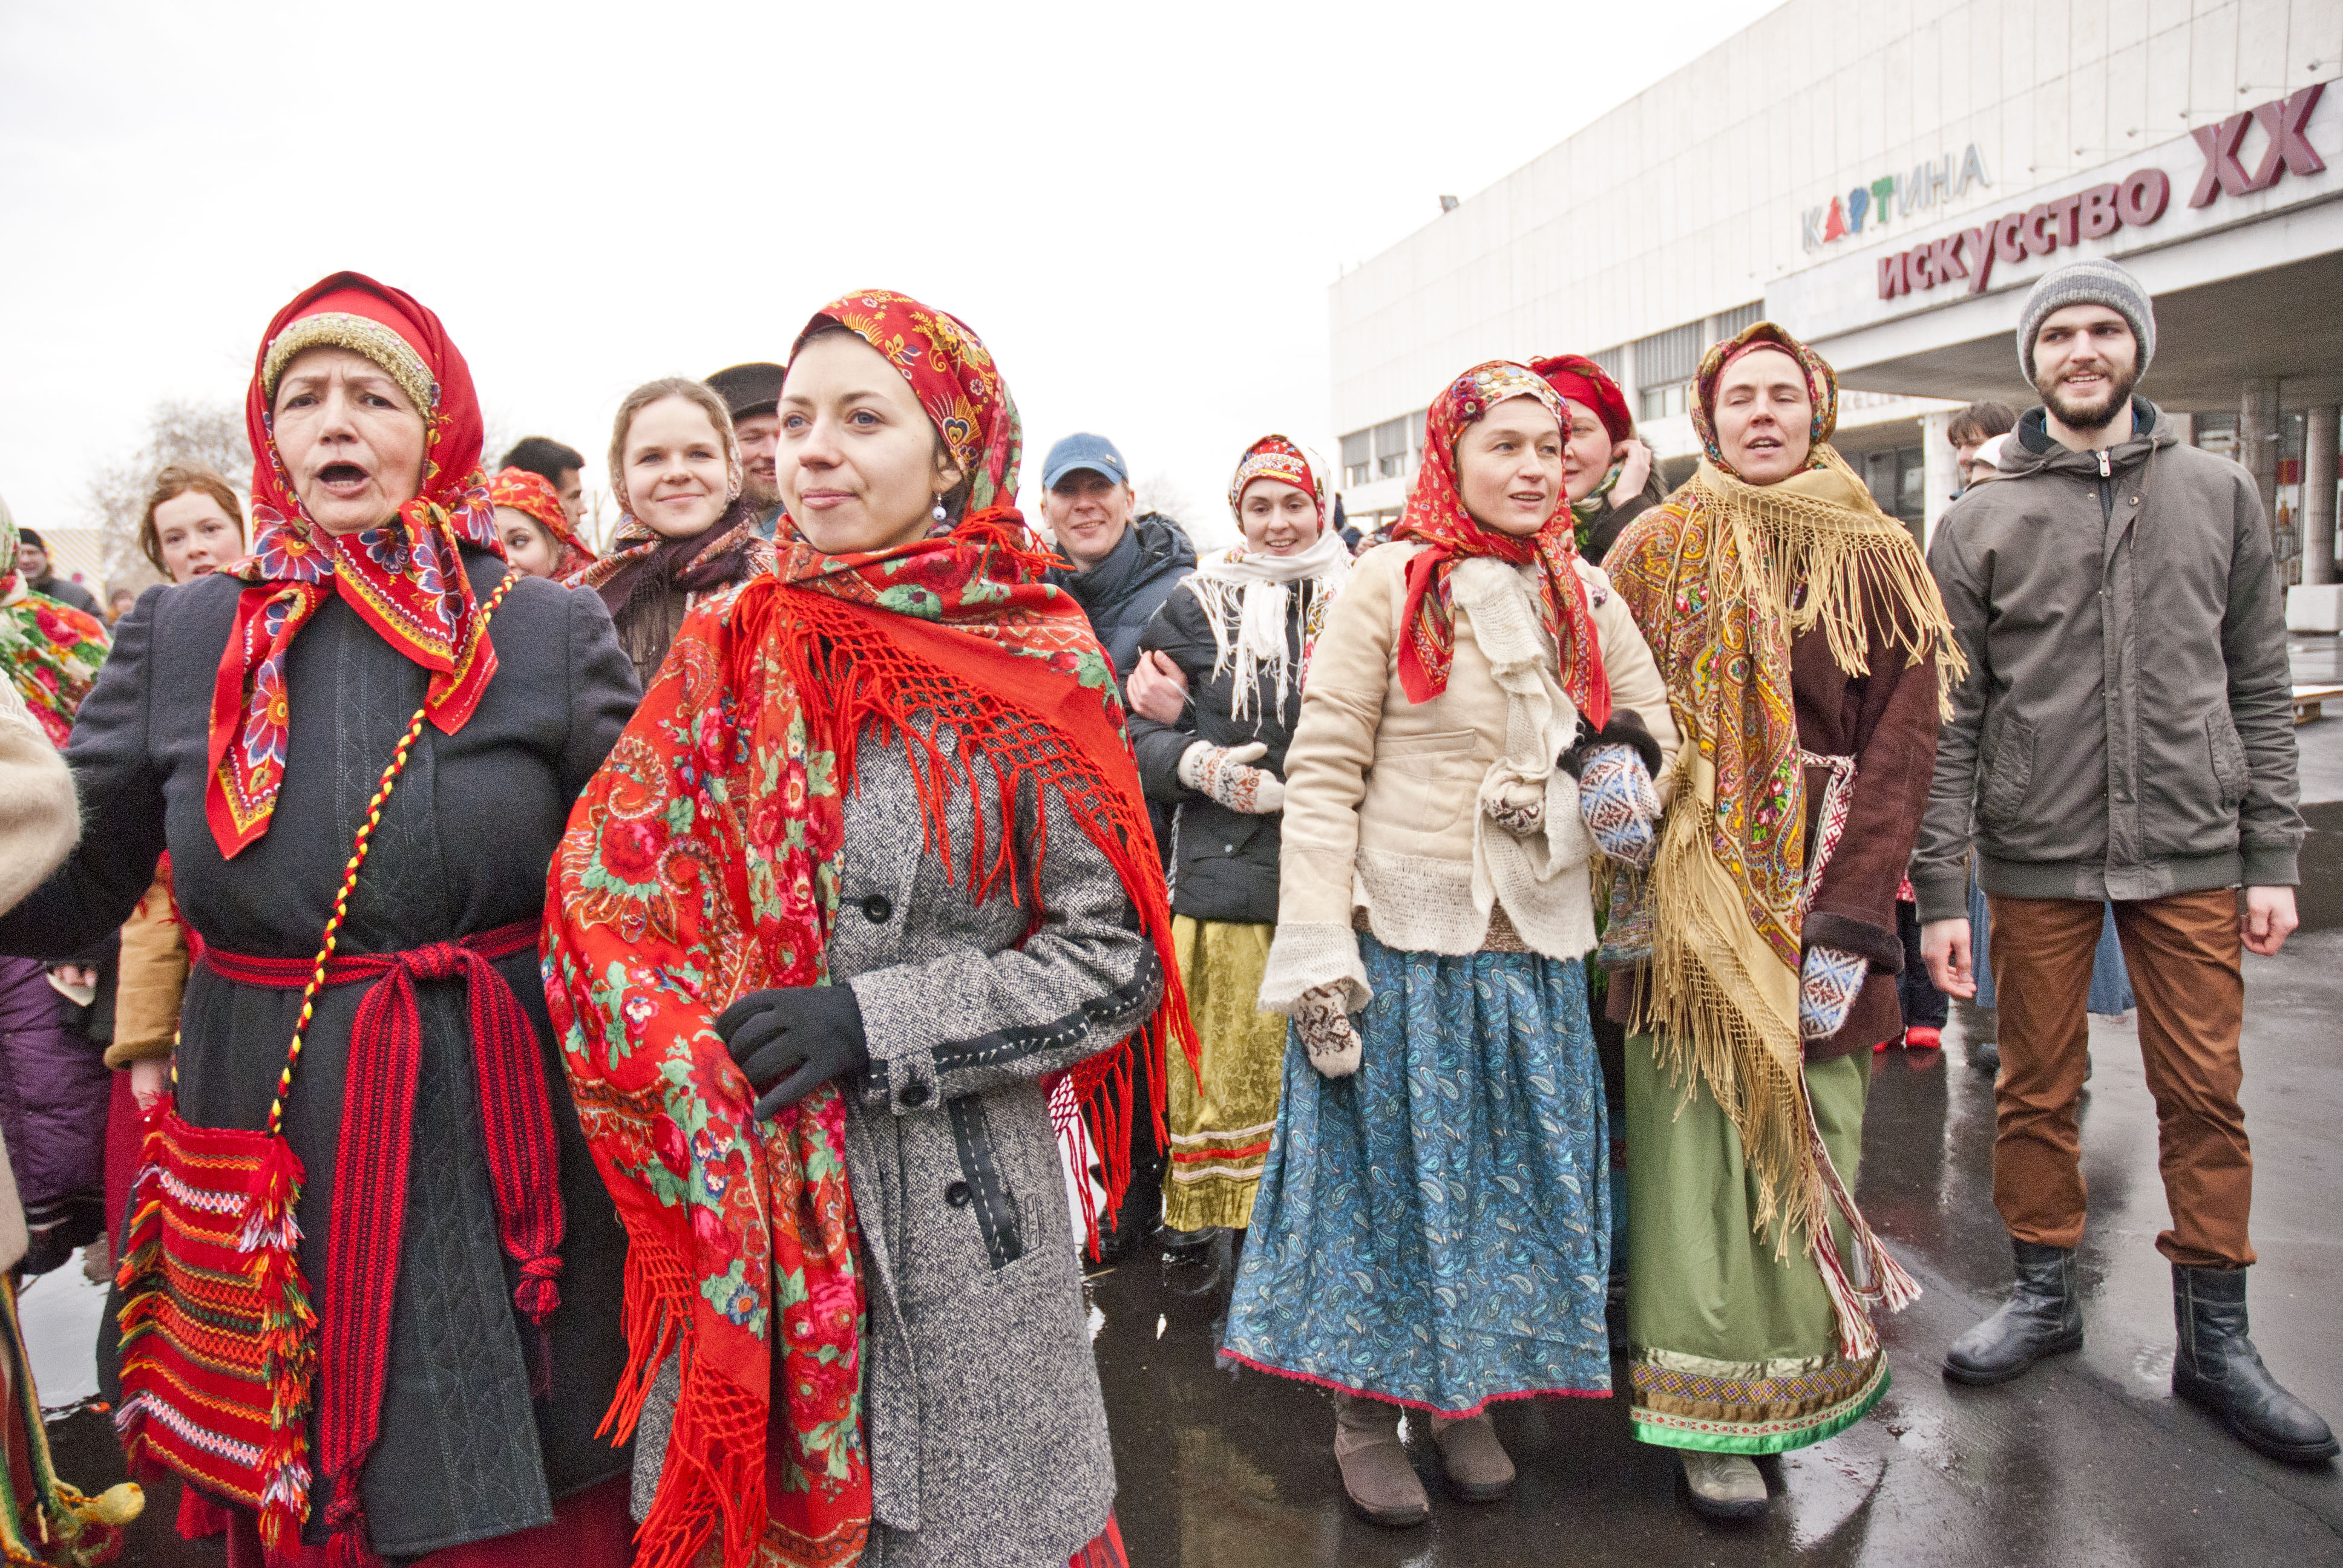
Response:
[12,529,99,617]
[706,362,786,537]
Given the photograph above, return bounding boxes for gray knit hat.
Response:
[2017,258,2156,386]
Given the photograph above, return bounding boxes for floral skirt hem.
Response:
[1627,1351,1888,1454]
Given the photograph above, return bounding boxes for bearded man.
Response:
[1913,258,2333,1463]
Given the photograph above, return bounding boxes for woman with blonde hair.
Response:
[573,378,767,685]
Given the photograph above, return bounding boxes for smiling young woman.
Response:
[1122,437,1350,1285]
[0,272,644,1566]
[575,378,768,687]
[1221,364,1677,1527]
[548,289,1179,1568]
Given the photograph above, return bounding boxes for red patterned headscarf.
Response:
[488,466,596,577]
[206,272,503,858]
[1226,434,1326,524]
[1391,361,1611,729]
[790,289,1021,516]
[1690,320,1840,477]
[1531,354,1632,443]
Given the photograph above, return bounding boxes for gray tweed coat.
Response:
[634,721,1160,1568]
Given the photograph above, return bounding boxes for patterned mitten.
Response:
[1179,740,1285,814]
[1481,779,1544,837]
[1578,743,1661,868]
[1799,945,1867,1040]
[1293,982,1362,1078]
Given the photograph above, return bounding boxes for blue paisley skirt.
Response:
[1220,932,1611,1414]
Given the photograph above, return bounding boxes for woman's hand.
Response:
[129,1057,169,1111]
[1178,740,1285,814]
[716,985,870,1117]
[1294,983,1362,1078]
[1611,438,1654,503]
[1126,650,1189,725]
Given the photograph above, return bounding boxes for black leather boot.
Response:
[2172,1264,2339,1463]
[1942,1239,2082,1385]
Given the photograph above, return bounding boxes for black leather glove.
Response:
[715,984,870,1119]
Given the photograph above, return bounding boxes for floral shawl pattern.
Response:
[1391,362,1610,730]
[207,272,504,858]
[0,497,108,747]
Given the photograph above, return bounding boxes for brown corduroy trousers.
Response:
[1985,889,2253,1269]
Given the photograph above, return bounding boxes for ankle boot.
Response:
[1942,1239,2082,1385]
[1429,1411,1515,1501]
[2172,1264,2339,1463]
[1332,1395,1430,1527]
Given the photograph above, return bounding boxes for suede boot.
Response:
[1429,1411,1514,1501]
[1943,1238,2082,1385]
[1332,1394,1430,1527]
[2172,1264,2339,1463]
[1679,1451,1767,1520]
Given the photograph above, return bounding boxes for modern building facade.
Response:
[1329,0,2342,601]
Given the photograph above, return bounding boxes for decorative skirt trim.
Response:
[1626,1347,1887,1455]
[1217,1348,1608,1420]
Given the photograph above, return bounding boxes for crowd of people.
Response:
[0,253,2329,1568]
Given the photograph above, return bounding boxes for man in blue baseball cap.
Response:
[1040,433,1195,694]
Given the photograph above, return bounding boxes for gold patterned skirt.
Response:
[1160,917,1288,1232]
[1623,1042,1886,1453]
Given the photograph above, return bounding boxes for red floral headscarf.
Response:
[790,289,1021,517]
[1690,320,1840,477]
[488,466,597,577]
[1226,434,1326,524]
[1391,361,1611,729]
[1531,354,1632,443]
[206,272,503,858]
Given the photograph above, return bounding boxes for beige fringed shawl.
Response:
[1610,445,1965,1356]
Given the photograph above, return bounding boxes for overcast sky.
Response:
[1,0,1782,558]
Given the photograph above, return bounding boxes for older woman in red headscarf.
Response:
[546,290,1178,1568]
[0,273,643,1566]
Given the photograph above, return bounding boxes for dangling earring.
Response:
[931,496,949,524]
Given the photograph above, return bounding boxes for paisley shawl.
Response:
[0,494,108,747]
[206,272,505,858]
[543,291,1188,1568]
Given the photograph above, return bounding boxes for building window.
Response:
[1591,346,1625,382]
[1341,430,1372,488]
[1862,446,1927,526]
[1709,300,1763,341]
[1633,321,1701,424]
[1375,416,1412,480]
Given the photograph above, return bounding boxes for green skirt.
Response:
[1624,1040,1886,1454]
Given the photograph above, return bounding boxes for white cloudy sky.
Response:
[1,0,1781,559]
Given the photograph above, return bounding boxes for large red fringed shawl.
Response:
[543,289,1187,1568]
[207,271,504,858]
[1391,360,1611,730]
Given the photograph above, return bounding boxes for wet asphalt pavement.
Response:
[35,670,2343,1567]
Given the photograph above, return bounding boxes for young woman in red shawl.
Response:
[491,466,598,580]
[1222,363,1677,1527]
[546,290,1178,1568]
[0,273,644,1566]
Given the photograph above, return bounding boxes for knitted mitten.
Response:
[1179,740,1285,814]
[1578,743,1661,867]
[1293,982,1362,1077]
[1481,779,1544,837]
[1799,945,1867,1040]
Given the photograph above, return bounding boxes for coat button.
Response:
[862,893,893,924]
[899,1083,930,1108]
[1222,844,1235,855]
[945,1180,972,1208]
